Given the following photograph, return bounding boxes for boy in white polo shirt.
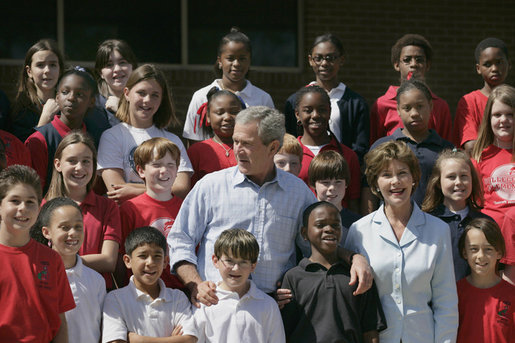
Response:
[182,228,285,343]
[102,226,196,343]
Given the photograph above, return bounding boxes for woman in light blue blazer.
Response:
[345,140,458,343]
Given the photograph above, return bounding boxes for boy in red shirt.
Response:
[453,38,510,155]
[0,165,75,342]
[119,137,183,289]
[370,34,452,145]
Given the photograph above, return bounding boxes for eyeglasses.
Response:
[311,54,340,64]
[220,259,252,269]
[401,56,426,65]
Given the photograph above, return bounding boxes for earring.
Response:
[218,63,222,69]
[412,183,415,186]
[376,188,380,193]
[297,120,302,126]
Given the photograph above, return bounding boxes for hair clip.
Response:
[74,65,86,72]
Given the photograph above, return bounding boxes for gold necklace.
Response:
[213,136,232,157]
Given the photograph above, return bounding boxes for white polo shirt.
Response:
[65,256,106,343]
[102,277,192,343]
[182,280,285,343]
[182,79,275,141]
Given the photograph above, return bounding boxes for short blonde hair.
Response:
[365,141,420,200]
[133,137,181,169]
[277,133,302,161]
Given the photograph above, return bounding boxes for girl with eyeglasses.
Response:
[284,33,370,165]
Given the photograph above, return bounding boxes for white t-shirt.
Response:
[182,280,285,343]
[102,277,192,342]
[65,256,106,343]
[97,122,193,183]
[182,79,275,141]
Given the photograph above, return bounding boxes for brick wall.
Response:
[1,0,514,136]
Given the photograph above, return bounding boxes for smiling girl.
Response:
[94,39,138,126]
[25,67,98,192]
[97,64,192,202]
[471,84,515,226]
[12,39,64,142]
[284,33,370,163]
[182,28,274,144]
[45,132,122,289]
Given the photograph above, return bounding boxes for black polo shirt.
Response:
[281,258,386,343]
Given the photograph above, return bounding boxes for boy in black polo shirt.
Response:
[281,201,385,343]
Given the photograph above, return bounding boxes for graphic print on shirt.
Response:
[150,217,175,237]
[496,299,512,326]
[37,261,50,285]
[484,163,515,202]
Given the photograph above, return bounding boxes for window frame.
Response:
[0,0,304,73]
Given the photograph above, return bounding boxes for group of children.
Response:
[0,27,513,342]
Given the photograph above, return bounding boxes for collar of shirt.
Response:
[308,81,346,100]
[215,280,265,301]
[372,202,427,246]
[66,254,84,277]
[299,257,350,272]
[128,276,172,303]
[79,189,97,208]
[385,85,440,101]
[231,165,286,191]
[298,135,340,159]
[391,127,445,146]
[52,115,86,137]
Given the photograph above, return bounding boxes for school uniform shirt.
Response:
[0,239,76,342]
[457,278,515,343]
[79,190,122,289]
[169,166,316,294]
[430,204,493,281]
[284,82,370,163]
[501,207,515,266]
[370,85,452,145]
[97,122,193,183]
[471,145,515,226]
[25,115,87,191]
[182,280,285,343]
[120,192,184,289]
[65,256,106,343]
[344,203,458,343]
[102,276,192,343]
[281,258,386,343]
[187,137,237,187]
[369,128,454,206]
[182,79,275,141]
[297,136,361,208]
[452,90,488,148]
[0,129,31,167]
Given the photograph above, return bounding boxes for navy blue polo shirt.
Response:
[369,128,454,205]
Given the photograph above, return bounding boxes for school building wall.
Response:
[1,0,514,136]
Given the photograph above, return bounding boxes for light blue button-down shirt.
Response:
[168,166,316,293]
[345,203,458,343]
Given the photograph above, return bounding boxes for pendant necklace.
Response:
[213,136,232,157]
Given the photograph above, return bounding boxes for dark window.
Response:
[187,0,298,67]
[63,0,181,63]
[0,2,58,59]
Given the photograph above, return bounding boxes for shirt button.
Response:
[397,252,401,257]
[396,298,401,304]
[395,284,400,289]
[395,268,400,273]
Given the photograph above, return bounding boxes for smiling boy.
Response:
[119,137,184,289]
[102,226,195,343]
[182,229,286,343]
